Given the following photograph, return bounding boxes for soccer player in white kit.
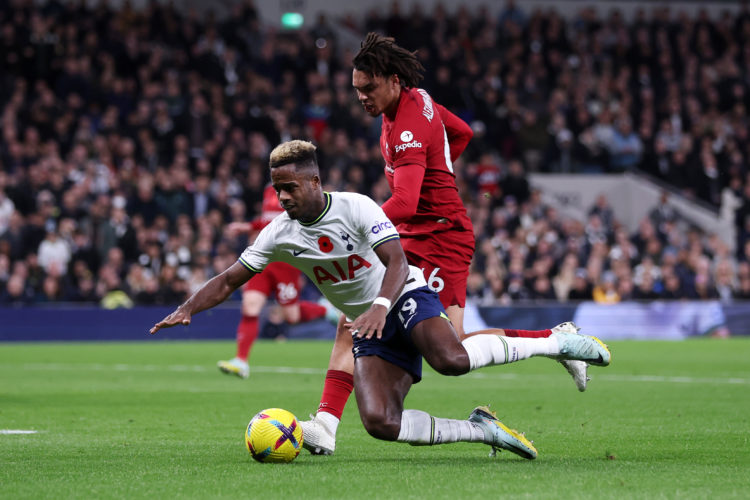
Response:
[150,140,610,459]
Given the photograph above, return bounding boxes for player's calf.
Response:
[353,356,414,441]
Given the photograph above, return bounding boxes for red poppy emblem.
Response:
[318,236,334,253]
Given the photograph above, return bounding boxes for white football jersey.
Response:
[239,192,426,319]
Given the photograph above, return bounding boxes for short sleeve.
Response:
[353,195,400,250]
[238,223,276,272]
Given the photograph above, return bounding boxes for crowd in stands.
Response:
[2,0,750,307]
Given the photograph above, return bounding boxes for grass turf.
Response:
[1,338,749,499]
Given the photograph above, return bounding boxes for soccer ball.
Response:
[245,408,304,463]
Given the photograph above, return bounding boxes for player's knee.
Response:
[360,409,400,441]
[426,351,470,376]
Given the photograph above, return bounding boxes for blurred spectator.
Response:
[0,174,15,234]
[38,274,63,302]
[589,194,616,232]
[567,268,593,301]
[500,159,531,205]
[37,220,70,275]
[592,271,619,304]
[1,273,34,304]
[608,117,643,171]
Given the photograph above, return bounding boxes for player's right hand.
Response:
[149,309,191,335]
[345,305,387,340]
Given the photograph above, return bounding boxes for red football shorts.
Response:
[242,261,301,305]
[400,229,475,308]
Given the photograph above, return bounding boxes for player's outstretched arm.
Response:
[348,239,408,340]
[149,261,255,334]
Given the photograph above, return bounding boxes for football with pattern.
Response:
[245,408,303,463]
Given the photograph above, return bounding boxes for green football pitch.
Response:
[2,338,749,499]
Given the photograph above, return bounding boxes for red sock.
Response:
[299,301,327,322]
[235,316,259,360]
[502,329,552,338]
[317,369,354,419]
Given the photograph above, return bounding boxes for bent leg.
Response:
[354,354,536,457]
[280,303,301,324]
[411,312,562,372]
[282,301,328,324]
[410,316,471,376]
[354,355,413,441]
[411,316,556,374]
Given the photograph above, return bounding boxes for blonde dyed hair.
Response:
[269,140,318,169]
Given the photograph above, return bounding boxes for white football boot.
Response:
[217,357,249,379]
[551,322,590,392]
[300,414,336,455]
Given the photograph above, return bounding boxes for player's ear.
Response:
[390,74,400,87]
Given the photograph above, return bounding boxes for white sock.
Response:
[396,409,484,445]
[316,411,340,436]
[462,335,560,370]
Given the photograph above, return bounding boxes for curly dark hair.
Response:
[352,32,425,88]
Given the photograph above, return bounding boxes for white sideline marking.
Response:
[1,430,38,434]
[12,363,750,385]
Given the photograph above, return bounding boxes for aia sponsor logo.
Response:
[313,255,372,284]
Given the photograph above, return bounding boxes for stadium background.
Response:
[2,0,750,340]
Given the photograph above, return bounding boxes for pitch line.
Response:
[12,363,750,385]
[0,430,38,434]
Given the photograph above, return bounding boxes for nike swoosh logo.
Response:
[292,249,308,256]
[592,354,603,364]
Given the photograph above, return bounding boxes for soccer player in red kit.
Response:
[217,184,328,378]
[300,33,592,454]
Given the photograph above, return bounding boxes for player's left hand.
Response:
[346,305,388,340]
[149,308,192,335]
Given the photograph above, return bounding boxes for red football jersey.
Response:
[380,87,473,236]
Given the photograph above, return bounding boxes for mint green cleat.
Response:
[550,326,611,367]
[468,406,537,460]
[551,322,591,391]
